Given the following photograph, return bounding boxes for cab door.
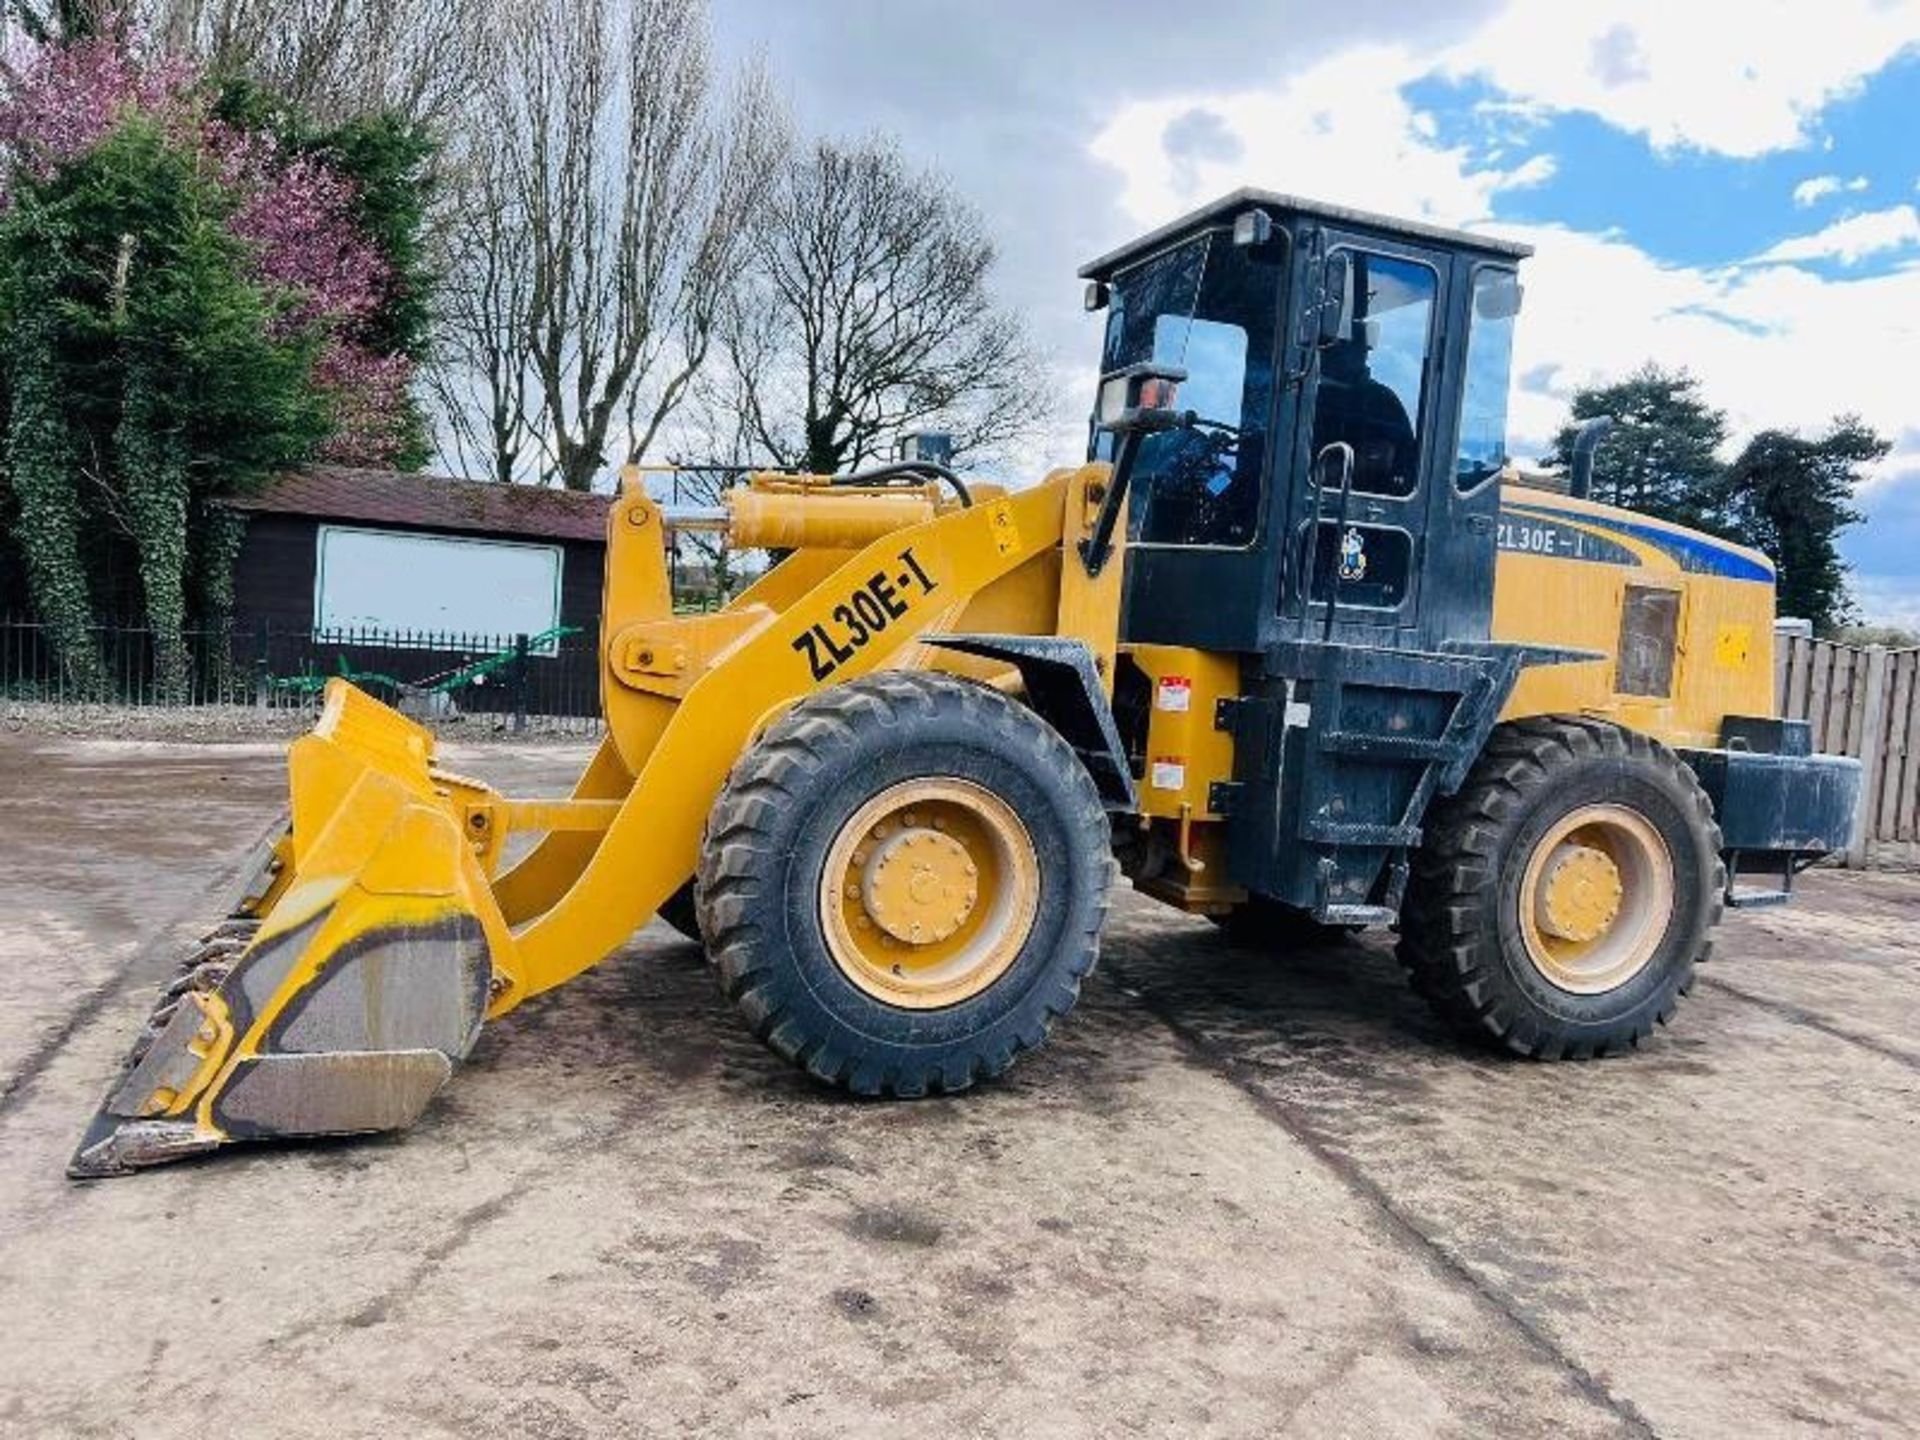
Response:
[1280,231,1450,640]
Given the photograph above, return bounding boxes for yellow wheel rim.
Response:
[1519,803,1674,995]
[820,779,1039,1009]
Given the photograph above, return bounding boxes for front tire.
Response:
[697,672,1112,1096]
[1397,717,1723,1059]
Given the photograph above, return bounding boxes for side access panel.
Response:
[1222,642,1525,922]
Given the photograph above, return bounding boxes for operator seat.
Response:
[1310,335,1416,494]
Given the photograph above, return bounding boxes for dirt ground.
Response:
[0,733,1915,1439]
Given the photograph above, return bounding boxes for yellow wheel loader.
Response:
[70,190,1862,1178]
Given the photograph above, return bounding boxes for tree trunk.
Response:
[5,295,107,697]
[117,363,194,705]
[194,504,249,699]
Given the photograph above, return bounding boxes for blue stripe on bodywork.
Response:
[1502,503,1774,583]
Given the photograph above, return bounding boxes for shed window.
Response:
[314,526,564,650]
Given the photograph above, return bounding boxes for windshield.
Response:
[1100,238,1208,372]
[1092,231,1283,547]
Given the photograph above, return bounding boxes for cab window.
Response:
[1309,251,1436,498]
[1455,268,1520,492]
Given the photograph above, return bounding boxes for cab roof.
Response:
[1077,187,1534,281]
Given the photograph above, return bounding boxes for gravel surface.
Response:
[1,732,1916,1438]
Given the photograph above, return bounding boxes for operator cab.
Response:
[1080,189,1530,656]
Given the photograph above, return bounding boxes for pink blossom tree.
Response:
[0,33,419,467]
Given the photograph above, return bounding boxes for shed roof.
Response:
[224,467,612,544]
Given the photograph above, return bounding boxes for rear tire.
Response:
[1397,716,1723,1059]
[697,671,1112,1096]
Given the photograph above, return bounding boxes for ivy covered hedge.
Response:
[0,34,434,698]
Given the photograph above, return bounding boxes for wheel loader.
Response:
[70,189,1862,1178]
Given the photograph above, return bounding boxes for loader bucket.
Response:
[69,681,510,1178]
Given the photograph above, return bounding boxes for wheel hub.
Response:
[1518,803,1676,995]
[860,828,979,943]
[1534,843,1623,943]
[819,779,1039,1009]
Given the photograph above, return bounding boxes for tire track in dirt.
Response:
[1104,953,1659,1439]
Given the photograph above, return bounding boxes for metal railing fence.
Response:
[0,616,605,735]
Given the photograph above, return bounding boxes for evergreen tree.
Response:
[1707,418,1882,634]
[1548,364,1727,525]
[1,117,329,698]
[0,37,433,691]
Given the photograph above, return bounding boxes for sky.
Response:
[710,0,1920,627]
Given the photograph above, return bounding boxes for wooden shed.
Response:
[223,467,612,645]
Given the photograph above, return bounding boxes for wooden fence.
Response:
[1775,636,1920,866]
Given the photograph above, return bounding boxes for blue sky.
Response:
[1414,52,1920,623]
[716,0,1920,626]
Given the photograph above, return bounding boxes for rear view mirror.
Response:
[1095,362,1188,434]
[1317,251,1353,345]
[1232,208,1273,248]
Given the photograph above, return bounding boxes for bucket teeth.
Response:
[163,960,234,1000]
[71,904,493,1178]
[67,902,272,1179]
[157,924,255,1002]
[71,684,505,1180]
[68,1116,223,1179]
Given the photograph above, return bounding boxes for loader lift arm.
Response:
[70,464,1121,1177]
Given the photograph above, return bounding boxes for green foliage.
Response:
[8,0,99,45]
[192,501,249,688]
[0,42,440,691]
[0,115,328,694]
[1548,364,1727,526]
[1,210,107,691]
[1706,418,1883,635]
[1554,364,1885,634]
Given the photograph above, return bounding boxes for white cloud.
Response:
[1086,21,1920,493]
[1752,206,1920,265]
[1497,220,1920,465]
[1088,45,1550,237]
[1792,174,1869,206]
[1435,1,1920,157]
[1852,574,1920,629]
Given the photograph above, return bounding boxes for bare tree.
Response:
[136,0,487,126]
[426,121,540,484]
[712,136,1051,477]
[430,0,781,491]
